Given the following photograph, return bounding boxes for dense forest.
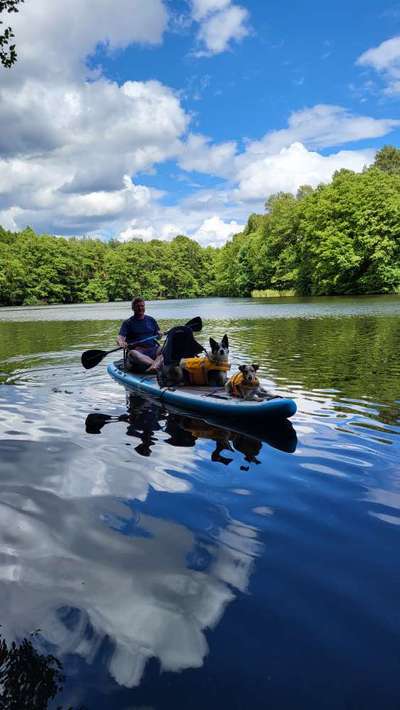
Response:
[1,146,400,306]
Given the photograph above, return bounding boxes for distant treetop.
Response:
[0,0,24,68]
[373,145,400,175]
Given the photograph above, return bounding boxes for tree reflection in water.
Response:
[85,394,297,463]
[0,635,83,710]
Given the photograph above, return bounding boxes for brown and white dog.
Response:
[225,364,268,400]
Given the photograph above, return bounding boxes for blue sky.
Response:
[0,0,399,245]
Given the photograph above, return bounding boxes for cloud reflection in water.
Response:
[0,396,295,691]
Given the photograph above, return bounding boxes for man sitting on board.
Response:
[117,296,163,373]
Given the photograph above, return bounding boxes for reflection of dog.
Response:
[207,334,230,386]
[157,363,184,388]
[226,364,268,400]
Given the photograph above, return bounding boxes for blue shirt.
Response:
[119,315,160,357]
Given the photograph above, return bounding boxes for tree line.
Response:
[1,145,399,306]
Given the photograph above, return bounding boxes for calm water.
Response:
[0,296,399,709]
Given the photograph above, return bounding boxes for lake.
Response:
[0,295,399,709]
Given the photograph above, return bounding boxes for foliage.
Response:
[0,0,23,68]
[296,167,400,295]
[373,145,400,175]
[1,145,400,303]
[214,155,400,297]
[0,230,218,305]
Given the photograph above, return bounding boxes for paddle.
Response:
[81,316,202,370]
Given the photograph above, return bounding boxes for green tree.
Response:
[373,145,400,175]
[0,0,23,68]
[296,167,400,294]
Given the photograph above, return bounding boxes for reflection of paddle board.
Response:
[107,361,297,421]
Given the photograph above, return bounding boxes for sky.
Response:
[0,0,399,247]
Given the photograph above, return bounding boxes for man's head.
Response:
[132,297,145,318]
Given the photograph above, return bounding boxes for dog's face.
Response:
[208,334,229,363]
[238,363,259,386]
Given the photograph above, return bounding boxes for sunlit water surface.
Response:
[0,296,399,709]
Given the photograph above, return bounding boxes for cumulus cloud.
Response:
[178,133,237,176]
[174,104,395,207]
[357,35,400,94]
[191,0,231,21]
[10,0,168,80]
[0,0,398,249]
[116,214,243,247]
[0,0,191,233]
[234,142,375,201]
[117,221,184,242]
[0,78,187,231]
[197,5,249,55]
[191,216,244,246]
[242,104,400,154]
[191,0,249,56]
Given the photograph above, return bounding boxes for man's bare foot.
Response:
[153,354,164,370]
[145,366,157,374]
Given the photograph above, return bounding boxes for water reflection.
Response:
[85,394,297,463]
[0,300,399,707]
[0,393,298,695]
[0,468,260,691]
[0,634,82,709]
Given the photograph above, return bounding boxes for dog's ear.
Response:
[209,337,218,351]
[221,334,229,349]
[252,363,259,371]
[239,365,246,372]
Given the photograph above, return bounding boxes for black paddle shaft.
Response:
[80,316,202,370]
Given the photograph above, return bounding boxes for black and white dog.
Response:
[207,334,230,386]
[158,334,230,388]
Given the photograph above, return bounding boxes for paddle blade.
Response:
[81,349,107,369]
[186,316,202,332]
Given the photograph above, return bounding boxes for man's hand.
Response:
[117,335,127,348]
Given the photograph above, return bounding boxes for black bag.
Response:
[162,325,204,365]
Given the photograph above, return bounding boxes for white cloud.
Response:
[191,216,244,246]
[0,77,186,232]
[178,133,237,176]
[0,79,188,177]
[191,0,249,56]
[173,104,395,210]
[0,0,398,249]
[191,0,231,21]
[0,0,193,234]
[357,35,400,94]
[197,5,249,55]
[65,177,153,219]
[117,221,183,242]
[234,141,375,201]
[0,433,257,689]
[357,35,400,71]
[243,105,400,154]
[10,0,168,80]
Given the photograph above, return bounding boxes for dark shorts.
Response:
[127,360,149,374]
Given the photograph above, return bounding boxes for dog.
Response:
[225,364,268,400]
[179,334,230,387]
[206,334,230,386]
